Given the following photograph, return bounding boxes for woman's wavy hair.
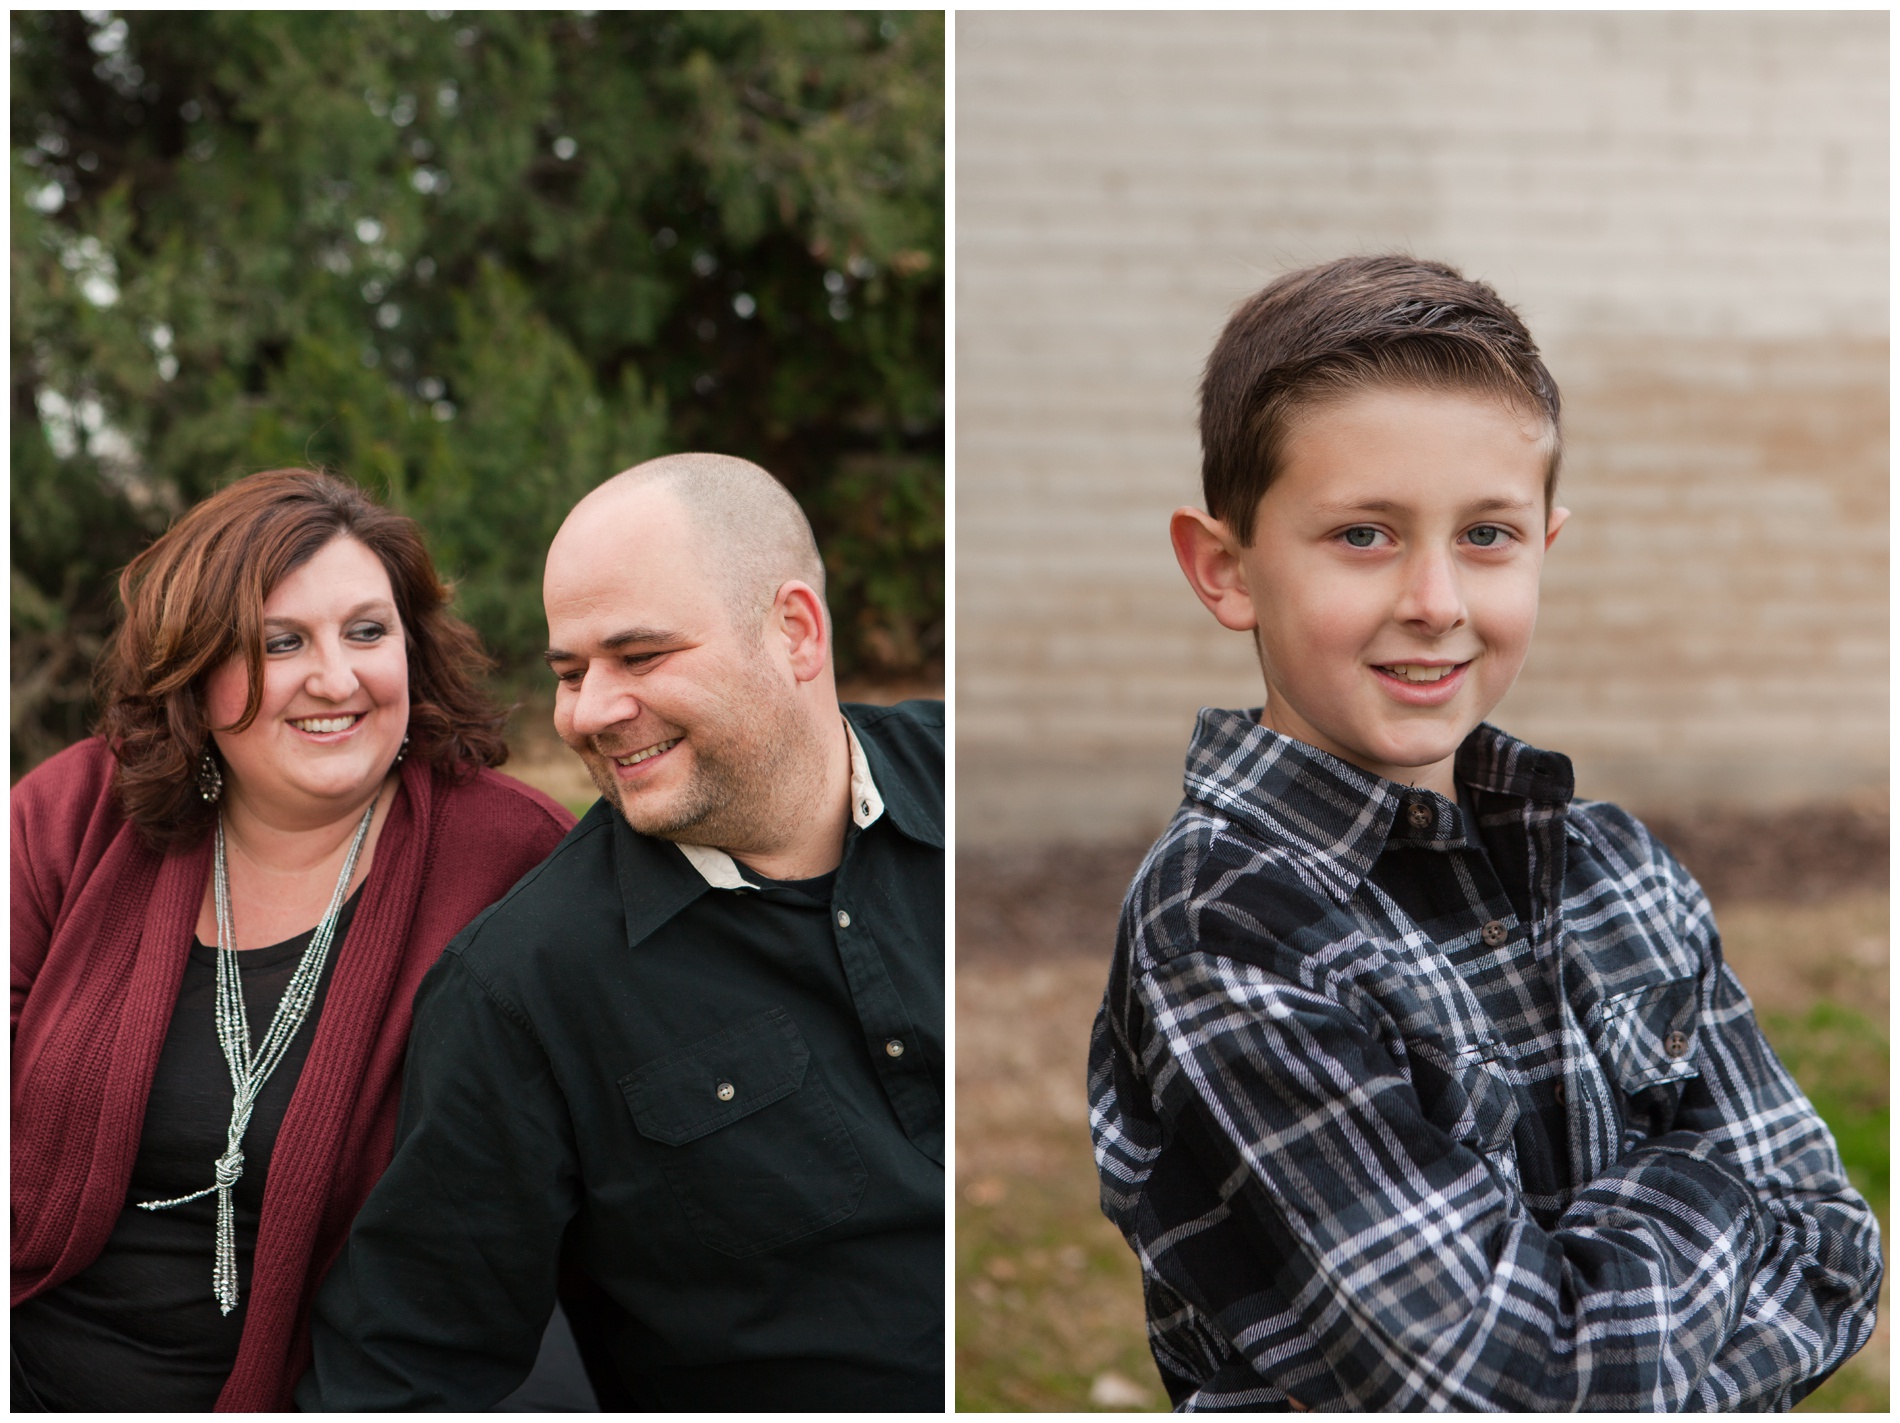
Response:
[94,467,510,848]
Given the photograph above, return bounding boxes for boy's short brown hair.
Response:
[1199,255,1563,545]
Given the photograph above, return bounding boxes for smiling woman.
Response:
[10,468,578,1411]
[96,470,509,850]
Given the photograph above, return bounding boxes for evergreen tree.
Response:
[12,10,943,774]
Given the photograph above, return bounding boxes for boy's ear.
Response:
[1545,505,1571,550]
[1171,507,1259,632]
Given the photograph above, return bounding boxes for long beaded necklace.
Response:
[138,796,377,1315]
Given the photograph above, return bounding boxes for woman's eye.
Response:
[1342,527,1381,549]
[1466,525,1508,548]
[347,622,387,642]
[265,635,300,654]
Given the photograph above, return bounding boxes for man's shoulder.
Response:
[843,699,943,837]
[843,697,943,756]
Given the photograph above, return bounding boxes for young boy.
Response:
[1088,256,1881,1411]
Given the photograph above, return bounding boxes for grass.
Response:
[1763,1002,1889,1204]
[955,898,1889,1411]
[1762,1000,1890,1413]
[957,1168,1158,1411]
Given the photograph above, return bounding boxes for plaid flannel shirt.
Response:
[1089,709,1880,1411]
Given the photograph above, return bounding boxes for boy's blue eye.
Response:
[1343,527,1378,548]
[1467,525,1506,547]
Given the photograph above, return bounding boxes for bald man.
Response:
[299,456,943,1411]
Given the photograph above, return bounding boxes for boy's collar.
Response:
[1182,708,1574,901]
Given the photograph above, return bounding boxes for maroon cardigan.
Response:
[11,737,575,1411]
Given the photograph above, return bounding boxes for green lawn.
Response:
[1761,1000,1889,1413]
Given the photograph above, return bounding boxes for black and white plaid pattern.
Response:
[1089,709,1881,1411]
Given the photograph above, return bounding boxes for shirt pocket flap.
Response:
[1406,1034,1520,1157]
[1596,977,1700,1092]
[1453,1043,1522,1155]
[622,1007,811,1146]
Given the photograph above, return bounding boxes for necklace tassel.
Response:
[136,798,376,1316]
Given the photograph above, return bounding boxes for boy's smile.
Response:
[1172,385,1568,797]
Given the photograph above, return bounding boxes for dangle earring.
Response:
[196,747,224,804]
[393,732,410,766]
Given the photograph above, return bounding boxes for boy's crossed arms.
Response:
[1090,711,1877,1411]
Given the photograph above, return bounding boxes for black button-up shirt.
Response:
[300,701,943,1412]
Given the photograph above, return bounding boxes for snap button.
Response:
[715,1081,736,1102]
[1663,1031,1690,1060]
[1480,920,1508,948]
[836,910,851,928]
[1406,801,1432,830]
[885,1039,905,1058]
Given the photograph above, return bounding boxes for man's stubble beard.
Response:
[584,660,826,856]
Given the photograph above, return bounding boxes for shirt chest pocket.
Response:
[621,1007,868,1258]
[1593,976,1701,1144]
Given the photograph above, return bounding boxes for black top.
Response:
[734,858,838,906]
[1374,785,1572,1209]
[301,702,945,1412]
[12,892,358,1412]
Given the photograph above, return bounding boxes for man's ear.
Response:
[1171,507,1258,632]
[771,580,830,683]
[1544,505,1571,550]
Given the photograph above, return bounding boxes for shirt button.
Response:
[1663,1031,1690,1060]
[1480,920,1508,947]
[837,909,851,928]
[716,1081,736,1102]
[1406,800,1432,830]
[885,1039,905,1058]
[860,800,871,815]
[1553,1082,1566,1104]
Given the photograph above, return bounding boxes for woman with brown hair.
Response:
[10,468,577,1411]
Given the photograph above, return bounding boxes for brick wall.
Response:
[956,11,1888,844]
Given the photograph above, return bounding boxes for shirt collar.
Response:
[840,701,943,850]
[845,718,886,831]
[675,712,899,892]
[1182,707,1574,901]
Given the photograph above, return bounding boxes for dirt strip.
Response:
[957,803,1889,967]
